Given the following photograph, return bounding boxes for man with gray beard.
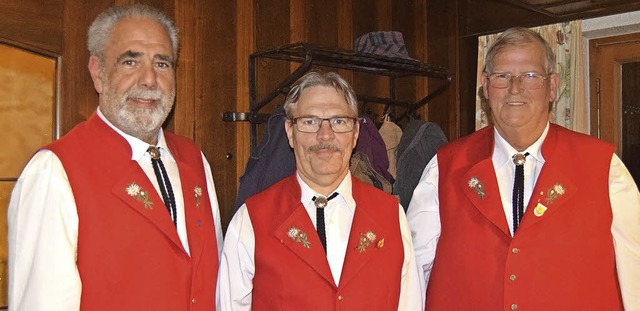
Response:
[7,4,223,311]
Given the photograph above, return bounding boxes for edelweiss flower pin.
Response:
[126,182,153,208]
[194,186,203,207]
[467,177,485,199]
[287,226,310,248]
[544,183,565,204]
[357,230,381,253]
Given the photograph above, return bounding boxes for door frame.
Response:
[588,31,640,155]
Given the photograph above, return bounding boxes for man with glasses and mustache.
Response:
[218,71,421,310]
[8,4,223,310]
[407,27,640,310]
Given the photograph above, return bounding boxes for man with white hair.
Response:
[8,4,222,310]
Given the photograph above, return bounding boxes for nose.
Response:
[316,119,335,140]
[138,64,158,89]
[509,75,524,94]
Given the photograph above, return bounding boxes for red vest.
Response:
[47,113,219,311]
[246,174,403,310]
[426,124,622,310]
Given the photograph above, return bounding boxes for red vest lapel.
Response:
[112,160,186,254]
[339,201,381,287]
[519,126,577,231]
[462,159,511,237]
[274,200,336,287]
[179,161,205,262]
[456,128,510,237]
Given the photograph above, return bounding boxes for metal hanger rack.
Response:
[223,42,452,154]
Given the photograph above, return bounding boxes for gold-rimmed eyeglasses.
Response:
[291,116,357,133]
[488,72,549,89]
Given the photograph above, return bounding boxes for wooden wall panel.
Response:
[351,0,392,120]
[426,0,459,140]
[172,0,195,138]
[254,0,289,117]
[409,0,429,123]
[336,0,354,82]
[235,0,253,215]
[192,0,238,230]
[60,0,111,136]
[351,0,379,103]
[0,0,64,54]
[392,0,422,124]
[458,35,479,137]
[352,0,379,46]
[306,1,339,47]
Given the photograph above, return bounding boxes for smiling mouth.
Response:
[314,148,337,154]
[507,101,526,106]
[129,97,160,106]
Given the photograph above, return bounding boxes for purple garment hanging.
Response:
[354,116,394,184]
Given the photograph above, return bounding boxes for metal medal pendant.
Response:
[314,196,328,209]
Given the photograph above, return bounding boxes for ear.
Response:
[352,119,360,147]
[284,118,295,148]
[548,72,560,102]
[88,56,104,94]
[481,72,490,100]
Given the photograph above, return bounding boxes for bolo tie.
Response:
[148,146,177,227]
[512,152,529,233]
[312,192,339,253]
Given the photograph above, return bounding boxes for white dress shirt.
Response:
[218,172,422,311]
[493,125,545,236]
[7,109,224,311]
[406,124,640,310]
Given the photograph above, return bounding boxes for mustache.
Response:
[125,88,163,101]
[308,142,342,153]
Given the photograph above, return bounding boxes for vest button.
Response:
[337,295,343,301]
[512,247,520,254]
[191,298,197,304]
[509,274,517,281]
[511,303,518,310]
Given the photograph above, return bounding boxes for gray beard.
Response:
[100,86,175,143]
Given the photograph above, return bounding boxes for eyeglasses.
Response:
[291,116,357,133]
[488,72,549,89]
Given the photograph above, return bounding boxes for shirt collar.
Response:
[493,123,548,167]
[297,171,356,213]
[96,107,174,162]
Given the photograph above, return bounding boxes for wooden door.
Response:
[589,32,640,184]
[0,41,58,309]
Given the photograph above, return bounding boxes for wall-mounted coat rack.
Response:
[223,42,452,154]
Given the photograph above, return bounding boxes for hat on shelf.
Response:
[354,31,417,61]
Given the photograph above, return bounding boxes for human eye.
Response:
[522,72,541,80]
[117,51,142,67]
[298,117,317,126]
[122,59,136,66]
[155,55,174,69]
[156,61,172,69]
[492,73,510,80]
[331,117,349,125]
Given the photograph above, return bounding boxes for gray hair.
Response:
[283,71,358,119]
[87,4,179,62]
[484,27,555,75]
